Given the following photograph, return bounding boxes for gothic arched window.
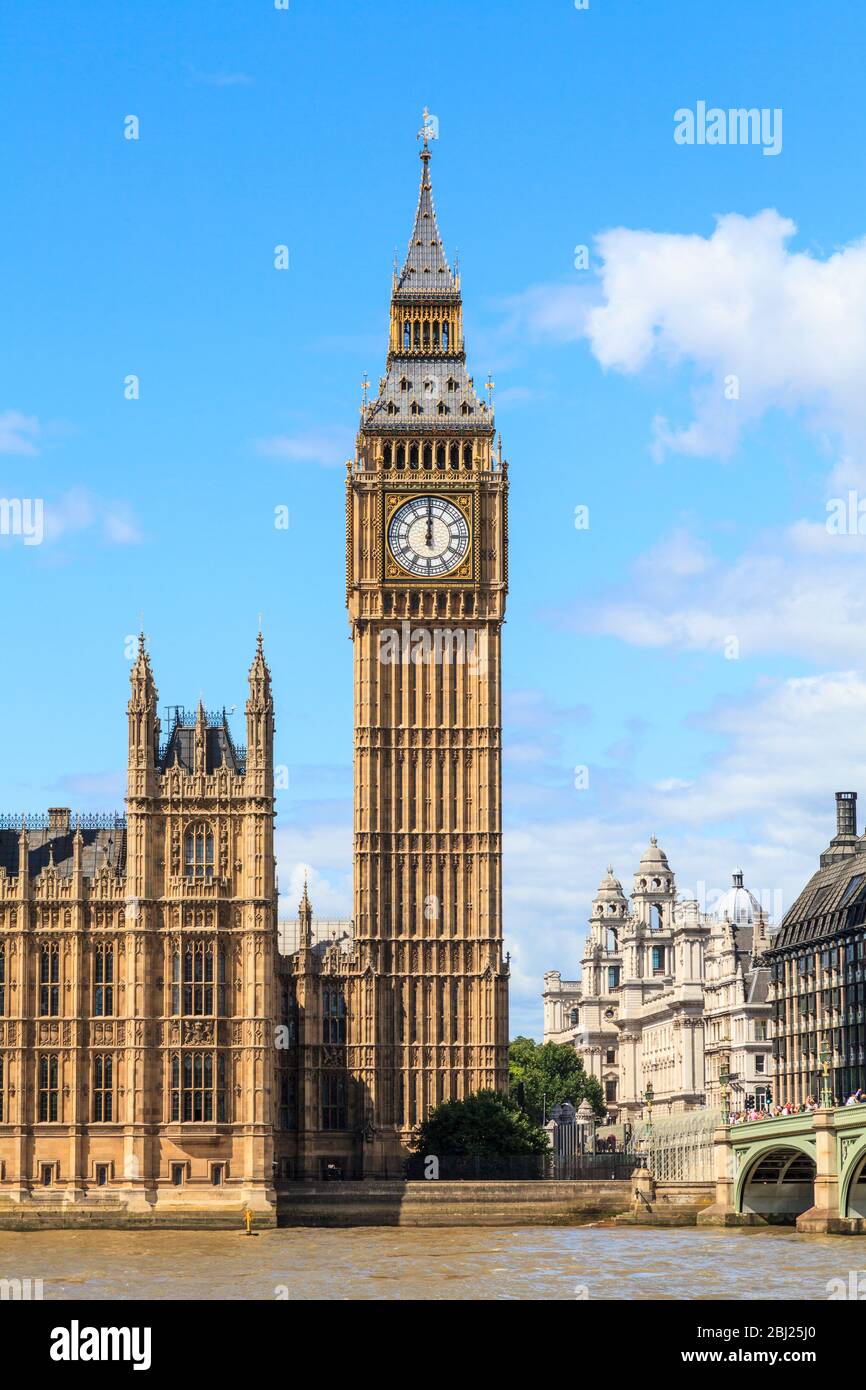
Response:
[442,321,449,350]
[383,443,392,469]
[396,443,406,468]
[184,823,214,880]
[403,321,411,349]
[413,321,420,349]
[423,442,432,469]
[463,443,473,469]
[432,320,440,349]
[449,443,459,470]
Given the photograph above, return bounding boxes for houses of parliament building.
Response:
[0,126,510,1221]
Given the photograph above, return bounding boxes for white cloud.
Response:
[43,492,142,546]
[569,517,866,664]
[510,211,866,481]
[0,410,40,455]
[255,428,353,468]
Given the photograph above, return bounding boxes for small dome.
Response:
[639,836,669,868]
[712,870,763,925]
[595,864,625,900]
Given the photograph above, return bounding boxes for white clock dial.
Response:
[388,496,470,577]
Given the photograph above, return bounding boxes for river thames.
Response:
[0,1225,862,1299]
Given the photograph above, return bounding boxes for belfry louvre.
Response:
[0,133,510,1217]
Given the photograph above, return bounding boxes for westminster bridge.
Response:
[697,1103,866,1233]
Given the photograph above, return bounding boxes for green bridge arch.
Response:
[839,1134,866,1218]
[734,1135,817,1216]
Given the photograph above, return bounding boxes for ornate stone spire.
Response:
[299,873,313,949]
[129,631,156,712]
[247,630,272,711]
[395,131,456,296]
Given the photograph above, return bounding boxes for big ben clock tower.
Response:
[346,116,510,1165]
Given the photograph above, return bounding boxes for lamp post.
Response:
[819,1034,833,1109]
[719,1054,731,1125]
[644,1082,654,1146]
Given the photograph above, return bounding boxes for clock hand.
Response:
[425,498,433,548]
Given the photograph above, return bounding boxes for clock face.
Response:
[387,495,470,578]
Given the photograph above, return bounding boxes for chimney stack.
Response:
[47,807,71,835]
[836,791,857,838]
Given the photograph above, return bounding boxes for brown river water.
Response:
[0,1225,863,1299]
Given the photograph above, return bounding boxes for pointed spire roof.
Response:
[129,631,156,709]
[247,630,272,708]
[395,144,457,297]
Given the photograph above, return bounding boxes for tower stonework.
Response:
[346,133,510,1166]
[0,636,277,1218]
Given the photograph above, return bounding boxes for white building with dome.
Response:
[543,843,773,1122]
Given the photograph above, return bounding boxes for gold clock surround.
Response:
[383,489,475,583]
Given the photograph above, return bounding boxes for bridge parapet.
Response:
[697,1105,866,1234]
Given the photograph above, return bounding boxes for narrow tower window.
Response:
[184,823,214,880]
[94,943,114,1017]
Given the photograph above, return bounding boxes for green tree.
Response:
[413,1089,549,1158]
[509,1036,606,1125]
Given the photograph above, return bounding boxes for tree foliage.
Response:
[413,1088,550,1157]
[509,1036,606,1124]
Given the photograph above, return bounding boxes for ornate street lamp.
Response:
[644,1082,654,1144]
[719,1054,731,1124]
[819,1034,833,1109]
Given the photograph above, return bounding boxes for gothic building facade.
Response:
[0,636,277,1216]
[543,841,772,1123]
[0,128,511,1215]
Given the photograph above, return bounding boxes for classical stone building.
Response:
[767,792,866,1106]
[0,125,511,1213]
[543,841,772,1122]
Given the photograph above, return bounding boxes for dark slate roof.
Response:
[395,152,456,298]
[158,715,245,774]
[0,824,126,879]
[745,966,770,1005]
[365,356,491,434]
[768,842,866,951]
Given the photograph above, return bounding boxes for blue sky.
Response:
[4,0,866,1035]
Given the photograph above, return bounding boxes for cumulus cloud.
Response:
[510,211,866,481]
[564,517,866,665]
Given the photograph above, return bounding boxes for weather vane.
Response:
[418,106,438,147]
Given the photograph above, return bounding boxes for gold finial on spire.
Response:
[417,106,438,151]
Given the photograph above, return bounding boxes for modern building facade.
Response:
[543,842,772,1122]
[767,792,866,1107]
[0,127,511,1214]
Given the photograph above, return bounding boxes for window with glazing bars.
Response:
[184,823,214,879]
[322,989,346,1044]
[94,944,114,1016]
[38,1054,59,1121]
[170,1051,227,1122]
[39,946,59,1016]
[93,1054,113,1121]
[172,942,225,1016]
[321,1073,347,1130]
